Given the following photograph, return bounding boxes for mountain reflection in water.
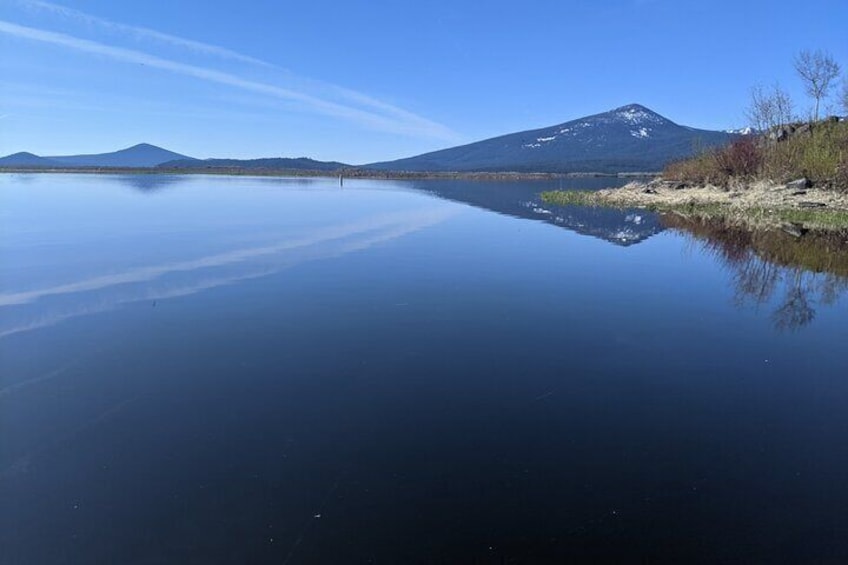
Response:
[449,175,848,332]
[406,177,666,246]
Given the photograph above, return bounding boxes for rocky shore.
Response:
[542,178,848,233]
[596,178,848,210]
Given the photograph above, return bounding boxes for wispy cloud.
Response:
[1,4,460,141]
[16,0,274,67]
[17,1,410,115]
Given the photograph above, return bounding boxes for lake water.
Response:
[2,173,847,564]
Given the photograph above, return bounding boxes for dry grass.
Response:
[664,120,848,190]
[541,180,848,231]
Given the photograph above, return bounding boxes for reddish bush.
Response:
[665,137,763,187]
[714,136,763,179]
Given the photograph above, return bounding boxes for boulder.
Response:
[768,129,785,142]
[649,180,687,190]
[794,123,812,136]
[781,223,807,238]
[786,178,811,190]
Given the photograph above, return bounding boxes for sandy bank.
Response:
[542,180,848,232]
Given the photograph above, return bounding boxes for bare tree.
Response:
[773,84,795,127]
[794,49,841,122]
[841,77,848,115]
[772,271,816,331]
[746,83,794,132]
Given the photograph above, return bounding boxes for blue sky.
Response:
[1,0,846,164]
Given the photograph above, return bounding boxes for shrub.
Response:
[665,137,762,187]
[666,120,847,191]
[714,136,763,179]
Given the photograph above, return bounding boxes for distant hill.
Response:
[366,104,738,173]
[160,157,350,172]
[47,143,196,167]
[0,152,63,167]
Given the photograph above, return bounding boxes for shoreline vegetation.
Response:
[541,178,848,232]
[543,117,848,233]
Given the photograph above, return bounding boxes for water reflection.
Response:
[112,174,189,192]
[663,213,848,331]
[112,174,667,246]
[4,174,848,563]
[112,174,332,192]
[0,207,455,338]
[406,178,667,245]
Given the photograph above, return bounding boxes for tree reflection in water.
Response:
[662,213,848,331]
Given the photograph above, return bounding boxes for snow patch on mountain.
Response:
[725,126,756,135]
[630,127,650,139]
[615,106,664,125]
[523,134,561,149]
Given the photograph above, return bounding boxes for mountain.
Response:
[47,143,195,167]
[160,157,349,172]
[0,152,63,167]
[366,104,738,173]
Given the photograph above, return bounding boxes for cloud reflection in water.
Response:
[0,207,455,338]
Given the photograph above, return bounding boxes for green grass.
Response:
[772,207,848,228]
[540,190,602,207]
[649,202,848,231]
[655,204,848,231]
[542,190,848,231]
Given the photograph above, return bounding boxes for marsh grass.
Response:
[539,190,601,207]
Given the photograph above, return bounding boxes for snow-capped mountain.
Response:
[725,126,757,135]
[367,104,738,173]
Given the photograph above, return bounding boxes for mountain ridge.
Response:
[160,156,350,172]
[365,104,738,173]
[0,105,739,173]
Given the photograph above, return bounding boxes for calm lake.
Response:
[1,173,847,564]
